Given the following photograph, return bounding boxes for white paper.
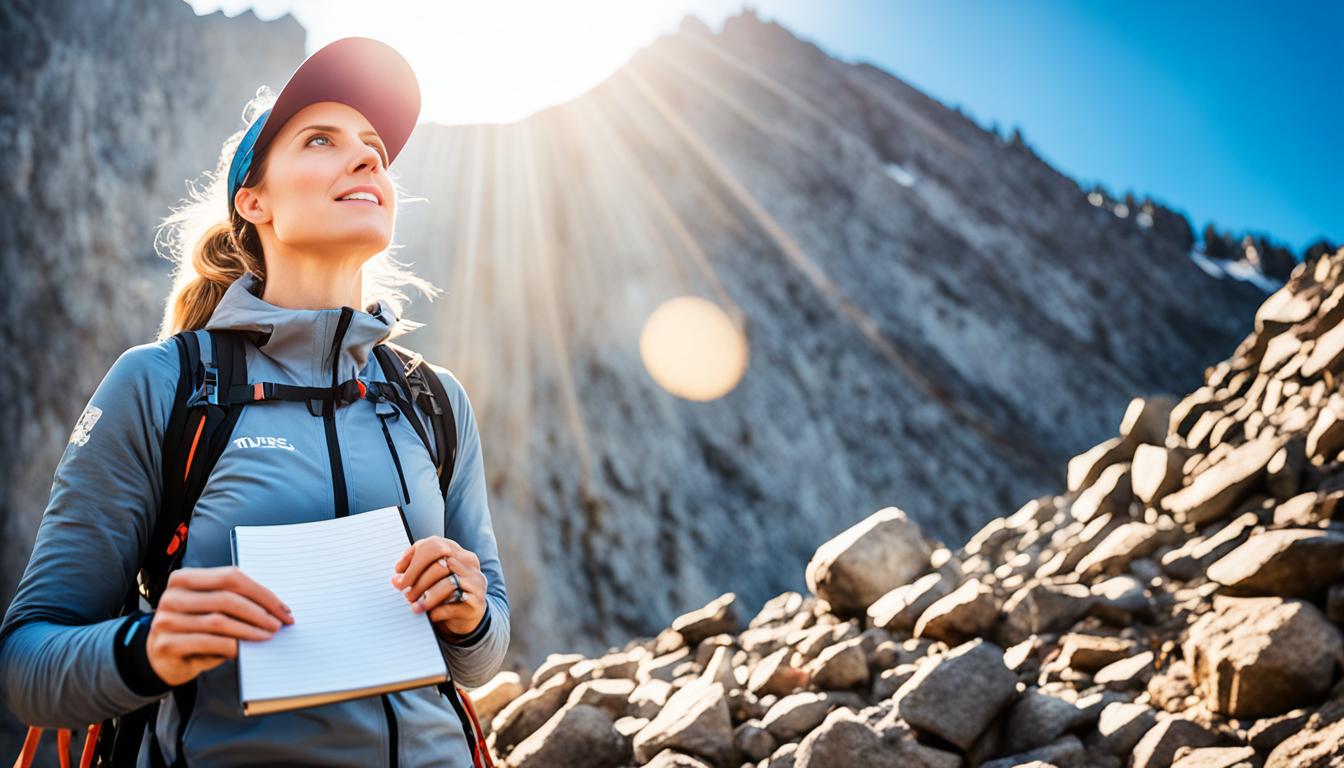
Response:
[231,505,448,709]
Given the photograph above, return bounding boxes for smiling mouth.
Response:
[336,199,381,206]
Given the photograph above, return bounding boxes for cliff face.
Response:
[0,0,301,590]
[0,0,1281,697]
[387,11,1270,664]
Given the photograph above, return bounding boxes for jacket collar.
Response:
[203,271,398,385]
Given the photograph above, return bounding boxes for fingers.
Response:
[393,537,462,596]
[417,567,485,614]
[152,631,238,660]
[159,588,285,632]
[157,609,278,642]
[167,566,292,626]
[398,553,470,604]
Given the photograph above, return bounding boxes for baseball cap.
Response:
[227,36,421,216]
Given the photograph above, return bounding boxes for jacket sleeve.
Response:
[427,365,511,689]
[0,340,180,727]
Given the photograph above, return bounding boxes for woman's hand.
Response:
[147,565,294,686]
[391,536,487,641]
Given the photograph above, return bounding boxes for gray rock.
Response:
[1092,651,1154,691]
[977,735,1087,768]
[492,672,579,754]
[1184,596,1344,718]
[1170,746,1259,768]
[805,507,933,617]
[1131,719,1222,768]
[1207,529,1344,596]
[804,637,870,691]
[672,593,741,646]
[732,719,776,762]
[1071,463,1133,524]
[631,678,733,766]
[913,578,999,644]
[1086,701,1157,756]
[566,678,637,721]
[1068,438,1134,494]
[760,691,840,742]
[1160,434,1283,525]
[1265,697,1344,767]
[793,708,960,768]
[1000,581,1095,644]
[1075,520,1178,578]
[504,703,629,768]
[895,638,1018,750]
[1088,574,1151,625]
[1132,443,1189,505]
[1000,687,1090,754]
[747,647,806,698]
[867,572,953,633]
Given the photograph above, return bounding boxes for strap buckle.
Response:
[202,366,219,406]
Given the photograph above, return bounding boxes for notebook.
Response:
[229,505,450,716]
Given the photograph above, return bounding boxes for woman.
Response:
[0,37,509,767]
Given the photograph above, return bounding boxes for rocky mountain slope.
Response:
[466,245,1344,766]
[387,10,1281,664]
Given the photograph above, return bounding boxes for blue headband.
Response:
[227,108,272,216]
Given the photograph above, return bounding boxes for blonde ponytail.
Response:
[154,86,439,341]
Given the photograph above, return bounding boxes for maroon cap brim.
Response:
[253,36,421,168]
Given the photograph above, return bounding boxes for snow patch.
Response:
[1189,249,1281,293]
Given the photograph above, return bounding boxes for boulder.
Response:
[631,678,734,766]
[1161,435,1282,525]
[503,703,629,768]
[913,578,999,644]
[1131,718,1221,768]
[1207,529,1344,596]
[1184,596,1344,718]
[806,507,933,617]
[672,593,740,646]
[895,638,1018,750]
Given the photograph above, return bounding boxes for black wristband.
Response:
[112,610,173,697]
[444,603,491,647]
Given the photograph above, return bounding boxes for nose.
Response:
[349,140,383,174]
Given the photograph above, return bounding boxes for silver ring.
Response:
[448,572,461,590]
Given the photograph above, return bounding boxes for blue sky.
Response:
[189,0,1341,252]
[754,0,1341,253]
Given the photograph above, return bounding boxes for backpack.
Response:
[15,327,496,768]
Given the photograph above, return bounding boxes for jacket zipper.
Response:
[325,308,354,518]
[380,693,400,768]
[380,415,412,505]
[323,308,399,768]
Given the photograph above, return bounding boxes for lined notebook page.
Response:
[231,506,448,711]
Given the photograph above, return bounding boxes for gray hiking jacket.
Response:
[0,271,510,767]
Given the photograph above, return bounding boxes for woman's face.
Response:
[235,101,396,260]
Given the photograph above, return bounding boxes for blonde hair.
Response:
[153,86,440,340]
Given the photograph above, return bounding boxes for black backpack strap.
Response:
[375,342,459,498]
[412,360,458,499]
[134,328,251,767]
[369,345,481,759]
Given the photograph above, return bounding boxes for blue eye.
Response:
[307,134,387,168]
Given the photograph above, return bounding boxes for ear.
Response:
[234,186,272,226]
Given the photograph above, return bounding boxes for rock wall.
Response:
[473,246,1344,766]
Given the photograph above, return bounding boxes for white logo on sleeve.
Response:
[69,404,103,446]
[232,436,298,452]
